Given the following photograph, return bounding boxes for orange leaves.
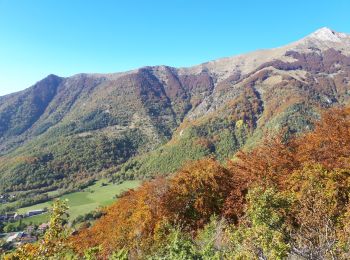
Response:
[223,107,350,221]
[71,178,168,258]
[71,106,350,258]
[71,159,233,257]
[165,158,232,230]
[288,164,350,220]
[223,135,297,221]
[228,107,350,188]
[229,135,297,187]
[295,107,350,169]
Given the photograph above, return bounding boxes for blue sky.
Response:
[0,0,349,96]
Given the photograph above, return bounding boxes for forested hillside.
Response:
[70,107,350,259]
[5,106,350,259]
[1,0,350,256]
[1,28,350,212]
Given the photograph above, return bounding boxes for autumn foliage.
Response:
[71,178,168,258]
[66,107,350,258]
[71,158,233,258]
[164,159,232,230]
[229,107,350,182]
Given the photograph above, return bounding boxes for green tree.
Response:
[227,187,291,259]
[38,199,70,256]
[111,248,128,260]
[196,216,226,259]
[83,246,101,260]
[149,227,199,260]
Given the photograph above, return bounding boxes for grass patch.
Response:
[16,180,140,223]
[18,212,50,225]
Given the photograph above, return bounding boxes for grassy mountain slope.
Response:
[0,27,350,205]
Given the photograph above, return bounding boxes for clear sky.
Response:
[0,0,349,96]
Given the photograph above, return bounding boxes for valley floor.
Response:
[0,179,140,228]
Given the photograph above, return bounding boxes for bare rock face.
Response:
[0,27,350,193]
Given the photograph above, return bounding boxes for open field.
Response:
[17,212,50,225]
[16,180,140,224]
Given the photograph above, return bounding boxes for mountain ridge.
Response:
[3,27,349,99]
[1,27,350,205]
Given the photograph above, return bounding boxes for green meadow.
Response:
[16,180,140,224]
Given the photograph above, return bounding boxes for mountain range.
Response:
[1,27,350,202]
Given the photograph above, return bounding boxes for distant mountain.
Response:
[1,27,350,199]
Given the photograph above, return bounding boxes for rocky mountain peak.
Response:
[308,27,348,42]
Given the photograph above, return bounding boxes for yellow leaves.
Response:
[3,243,39,260]
[287,165,350,222]
[235,119,244,129]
